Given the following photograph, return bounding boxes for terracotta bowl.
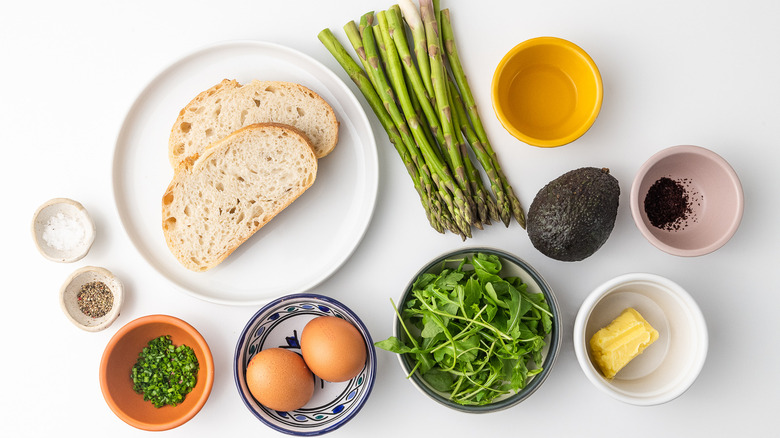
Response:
[630,145,744,256]
[99,315,214,431]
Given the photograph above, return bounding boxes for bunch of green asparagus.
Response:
[318,0,524,239]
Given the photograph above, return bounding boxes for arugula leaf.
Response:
[376,253,554,406]
[435,269,464,291]
[421,330,446,349]
[462,277,481,312]
[475,269,503,288]
[541,310,553,334]
[505,285,522,334]
[483,302,498,323]
[433,335,480,365]
[374,336,413,354]
[416,352,436,375]
[423,368,455,392]
[413,272,438,290]
[507,358,527,391]
[421,319,444,338]
[483,282,506,308]
[471,253,501,274]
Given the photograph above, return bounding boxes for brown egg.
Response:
[245,348,314,412]
[301,316,367,382]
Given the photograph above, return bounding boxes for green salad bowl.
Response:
[387,247,561,413]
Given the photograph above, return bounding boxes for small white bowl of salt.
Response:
[32,198,96,263]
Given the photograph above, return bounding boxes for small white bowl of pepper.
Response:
[60,266,124,332]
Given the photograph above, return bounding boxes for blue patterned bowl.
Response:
[234,293,376,435]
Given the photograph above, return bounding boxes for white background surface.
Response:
[2,0,778,436]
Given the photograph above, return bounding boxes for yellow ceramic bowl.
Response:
[492,37,603,147]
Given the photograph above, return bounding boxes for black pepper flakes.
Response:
[644,176,700,231]
[77,281,114,318]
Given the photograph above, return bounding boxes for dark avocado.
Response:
[527,167,619,261]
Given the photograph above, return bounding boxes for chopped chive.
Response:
[131,335,199,408]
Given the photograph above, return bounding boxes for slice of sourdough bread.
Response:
[162,122,318,272]
[168,79,338,167]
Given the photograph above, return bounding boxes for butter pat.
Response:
[589,308,659,379]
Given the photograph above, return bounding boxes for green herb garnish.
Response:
[376,253,553,406]
[131,335,199,408]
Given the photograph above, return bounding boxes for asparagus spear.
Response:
[387,6,496,228]
[373,19,459,236]
[419,0,476,226]
[370,16,454,234]
[321,4,523,235]
[385,6,456,192]
[405,68,439,163]
[440,8,526,228]
[444,80,489,227]
[371,24,385,60]
[354,12,469,238]
[385,7,445,152]
[448,79,501,223]
[346,20,421,192]
[355,12,432,186]
[449,76,509,225]
[353,14,431,206]
[343,22,378,89]
[398,0,434,103]
[318,28,443,233]
[387,4,443,160]
[375,10,472,238]
[426,1,492,226]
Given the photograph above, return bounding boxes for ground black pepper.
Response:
[644,177,699,231]
[77,281,114,318]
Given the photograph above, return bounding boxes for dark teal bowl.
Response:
[392,247,561,413]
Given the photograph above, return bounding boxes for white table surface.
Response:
[3,0,779,436]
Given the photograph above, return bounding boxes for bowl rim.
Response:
[572,272,709,406]
[31,197,96,263]
[59,265,124,332]
[233,292,377,436]
[629,144,744,256]
[393,247,562,413]
[491,36,603,148]
[99,314,215,431]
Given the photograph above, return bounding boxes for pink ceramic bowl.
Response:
[630,145,743,256]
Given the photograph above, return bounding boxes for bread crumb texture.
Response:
[162,123,317,271]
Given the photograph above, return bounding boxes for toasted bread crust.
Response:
[168,79,338,167]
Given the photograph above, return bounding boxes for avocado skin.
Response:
[527,167,620,262]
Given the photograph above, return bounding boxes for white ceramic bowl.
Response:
[31,198,96,263]
[60,266,124,332]
[573,273,707,405]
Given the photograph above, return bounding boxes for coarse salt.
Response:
[42,212,86,251]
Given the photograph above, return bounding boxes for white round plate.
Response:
[112,40,378,305]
